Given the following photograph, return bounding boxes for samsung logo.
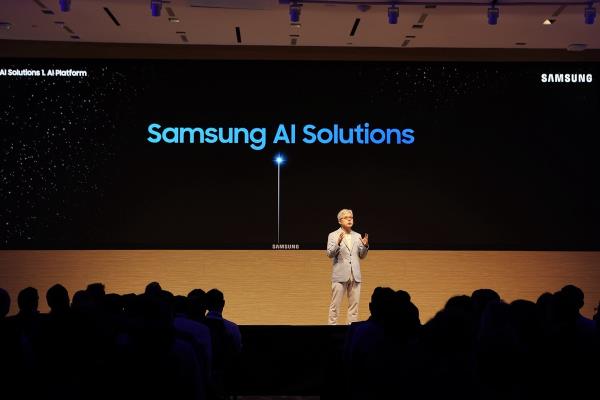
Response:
[541,73,593,83]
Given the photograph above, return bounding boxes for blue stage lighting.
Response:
[275,154,285,165]
[584,6,596,24]
[388,6,399,25]
[59,0,71,12]
[151,0,162,17]
[290,2,301,24]
[488,7,499,25]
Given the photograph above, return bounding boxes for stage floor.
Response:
[1,250,599,323]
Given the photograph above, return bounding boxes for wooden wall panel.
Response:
[1,250,599,324]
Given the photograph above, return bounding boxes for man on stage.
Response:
[326,209,369,325]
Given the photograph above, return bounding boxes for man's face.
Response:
[339,214,354,230]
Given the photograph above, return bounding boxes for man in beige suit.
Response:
[326,209,369,325]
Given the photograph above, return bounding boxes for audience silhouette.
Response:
[0,282,597,399]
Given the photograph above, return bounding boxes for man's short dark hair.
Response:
[145,281,162,297]
[187,288,206,299]
[205,289,225,311]
[86,282,106,300]
[18,287,39,313]
[560,284,585,310]
[46,283,70,312]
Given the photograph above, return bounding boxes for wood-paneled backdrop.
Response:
[1,250,599,324]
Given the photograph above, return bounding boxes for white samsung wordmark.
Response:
[541,73,593,83]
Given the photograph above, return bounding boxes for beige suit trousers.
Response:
[328,274,361,325]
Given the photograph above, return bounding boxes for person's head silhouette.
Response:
[145,281,162,297]
[17,287,39,316]
[206,289,225,314]
[46,284,70,314]
[187,288,206,320]
[560,284,585,312]
[86,282,105,303]
[368,286,395,320]
[0,288,10,318]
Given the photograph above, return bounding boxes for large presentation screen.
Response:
[1,60,599,250]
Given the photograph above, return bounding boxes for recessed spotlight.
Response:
[168,17,180,23]
[291,22,301,28]
[0,22,12,30]
[543,19,556,25]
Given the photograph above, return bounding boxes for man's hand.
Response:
[361,233,369,247]
[337,231,345,245]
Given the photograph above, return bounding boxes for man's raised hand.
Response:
[361,233,369,247]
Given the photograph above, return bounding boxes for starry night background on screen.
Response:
[1,60,599,250]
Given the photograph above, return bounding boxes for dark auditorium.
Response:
[1,1,599,399]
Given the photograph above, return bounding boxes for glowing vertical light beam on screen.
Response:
[274,154,285,244]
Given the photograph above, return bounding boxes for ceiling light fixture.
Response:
[487,3,499,25]
[151,0,163,17]
[388,5,399,25]
[59,0,71,12]
[584,5,596,24]
[290,2,302,25]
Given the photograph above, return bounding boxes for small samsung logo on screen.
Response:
[541,73,593,83]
